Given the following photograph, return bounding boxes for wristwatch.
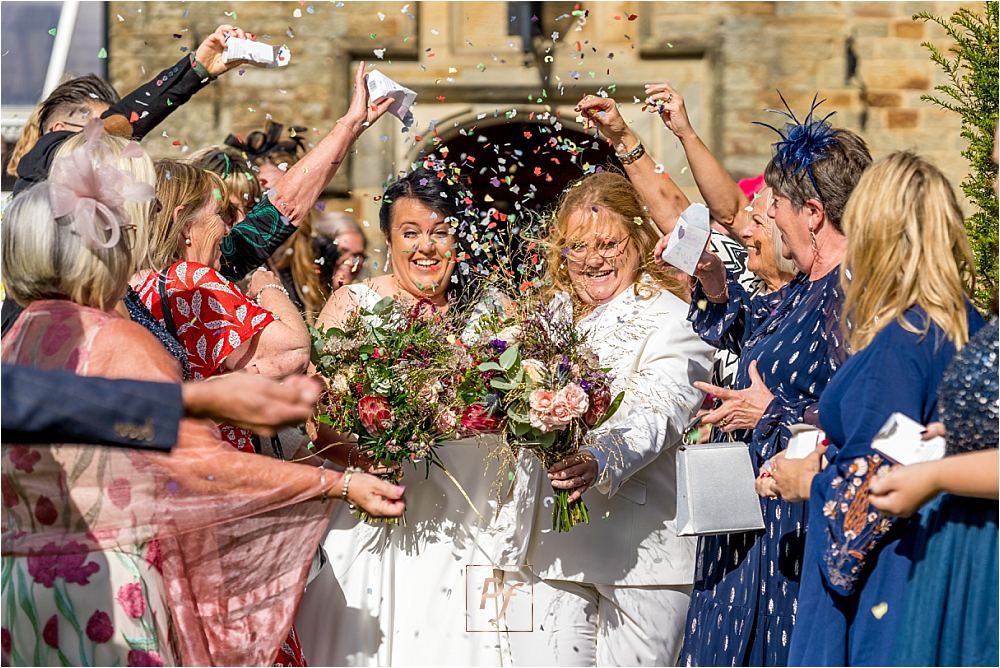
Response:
[615,141,646,165]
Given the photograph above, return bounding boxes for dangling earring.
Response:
[385,249,392,272]
[809,229,817,252]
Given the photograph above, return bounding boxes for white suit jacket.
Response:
[492,279,714,587]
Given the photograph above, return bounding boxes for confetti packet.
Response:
[366,70,417,126]
[660,202,711,275]
[871,413,946,466]
[224,37,291,68]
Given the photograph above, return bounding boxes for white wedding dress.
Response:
[295,284,507,666]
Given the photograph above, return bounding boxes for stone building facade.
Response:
[106,1,981,256]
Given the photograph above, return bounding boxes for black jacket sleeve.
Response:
[107,54,212,141]
[219,194,298,281]
[1,364,182,450]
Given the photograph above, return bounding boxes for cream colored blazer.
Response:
[493,279,714,587]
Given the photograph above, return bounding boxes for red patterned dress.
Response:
[135,260,308,666]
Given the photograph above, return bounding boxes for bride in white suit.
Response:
[494,172,714,666]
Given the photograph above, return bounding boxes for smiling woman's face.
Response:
[388,197,457,302]
[563,207,641,306]
[739,187,776,276]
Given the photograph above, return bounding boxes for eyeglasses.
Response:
[563,236,631,262]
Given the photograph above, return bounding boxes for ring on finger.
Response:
[666,94,674,103]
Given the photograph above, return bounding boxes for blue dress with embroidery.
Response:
[787,304,985,666]
[680,269,847,667]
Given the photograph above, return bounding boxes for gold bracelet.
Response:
[701,281,728,302]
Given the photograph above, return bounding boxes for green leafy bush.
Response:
[915,2,998,307]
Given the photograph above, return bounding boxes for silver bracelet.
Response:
[615,142,646,166]
[341,467,363,507]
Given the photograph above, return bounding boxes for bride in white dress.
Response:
[295,166,507,666]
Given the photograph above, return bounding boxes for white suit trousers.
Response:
[501,569,692,667]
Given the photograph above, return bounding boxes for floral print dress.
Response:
[2,303,175,667]
[135,261,274,453]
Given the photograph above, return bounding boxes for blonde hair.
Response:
[53,133,156,271]
[270,212,328,320]
[140,160,225,271]
[2,182,133,310]
[543,171,688,306]
[841,151,976,351]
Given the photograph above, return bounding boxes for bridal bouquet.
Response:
[472,299,623,532]
[310,296,497,524]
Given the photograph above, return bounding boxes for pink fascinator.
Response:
[737,173,766,200]
[47,119,154,249]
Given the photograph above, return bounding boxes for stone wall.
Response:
[107,0,983,254]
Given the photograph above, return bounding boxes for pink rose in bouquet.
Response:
[555,384,589,418]
[358,395,393,436]
[529,389,564,432]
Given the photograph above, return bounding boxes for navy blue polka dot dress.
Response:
[680,269,847,667]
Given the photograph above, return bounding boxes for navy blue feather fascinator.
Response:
[753,92,838,201]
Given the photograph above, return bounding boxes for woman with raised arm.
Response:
[651,98,872,666]
[496,172,714,666]
[577,92,795,398]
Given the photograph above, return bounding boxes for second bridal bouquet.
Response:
[472,297,623,532]
[310,296,498,524]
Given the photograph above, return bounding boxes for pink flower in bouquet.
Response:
[529,389,571,432]
[358,395,393,435]
[435,408,458,434]
[584,386,612,426]
[460,404,501,433]
[556,384,589,418]
[529,389,556,413]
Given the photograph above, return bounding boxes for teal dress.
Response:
[891,318,999,666]
[788,304,986,666]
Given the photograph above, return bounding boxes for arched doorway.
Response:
[404,109,623,286]
[415,110,622,218]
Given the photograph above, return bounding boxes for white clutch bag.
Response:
[676,441,765,536]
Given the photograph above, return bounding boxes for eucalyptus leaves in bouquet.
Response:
[310,296,495,524]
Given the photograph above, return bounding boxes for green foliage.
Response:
[915,3,999,307]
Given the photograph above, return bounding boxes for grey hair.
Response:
[763,128,872,232]
[2,182,133,310]
[313,211,366,246]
